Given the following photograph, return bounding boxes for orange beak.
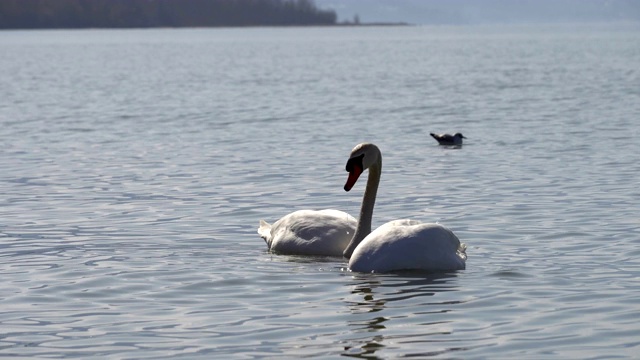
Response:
[344,165,362,192]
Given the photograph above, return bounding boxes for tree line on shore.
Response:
[0,0,337,29]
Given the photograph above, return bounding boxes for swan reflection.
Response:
[342,272,462,358]
[347,272,461,309]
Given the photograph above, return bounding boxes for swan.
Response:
[430,132,466,146]
[342,143,467,273]
[258,209,357,257]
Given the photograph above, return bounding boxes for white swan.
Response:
[259,209,356,256]
[342,143,467,273]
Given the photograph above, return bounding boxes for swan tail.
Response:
[258,220,272,242]
[458,242,467,261]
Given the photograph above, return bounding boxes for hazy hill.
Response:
[0,0,337,29]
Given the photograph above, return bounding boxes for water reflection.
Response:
[347,272,461,310]
[342,272,463,358]
[439,144,464,150]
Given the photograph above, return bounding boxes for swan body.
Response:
[342,143,466,273]
[348,220,467,273]
[430,132,466,146]
[259,209,356,256]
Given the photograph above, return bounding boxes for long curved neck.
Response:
[343,158,381,259]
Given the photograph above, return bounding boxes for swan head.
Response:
[344,143,381,192]
[454,133,466,139]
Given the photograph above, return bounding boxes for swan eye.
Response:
[345,154,364,172]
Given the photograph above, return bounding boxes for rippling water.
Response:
[1,24,639,358]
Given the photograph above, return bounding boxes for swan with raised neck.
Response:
[341,142,466,273]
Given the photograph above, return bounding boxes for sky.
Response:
[315,0,640,24]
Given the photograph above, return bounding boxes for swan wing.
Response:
[266,209,357,256]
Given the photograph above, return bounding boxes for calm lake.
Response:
[1,24,639,358]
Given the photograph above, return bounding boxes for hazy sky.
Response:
[315,0,640,24]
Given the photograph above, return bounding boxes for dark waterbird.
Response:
[430,132,467,146]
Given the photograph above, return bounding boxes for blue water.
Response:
[1,24,639,358]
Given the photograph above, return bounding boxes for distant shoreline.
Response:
[0,23,413,31]
[337,22,412,27]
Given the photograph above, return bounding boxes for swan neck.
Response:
[343,160,380,259]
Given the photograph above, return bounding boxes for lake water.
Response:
[1,24,639,358]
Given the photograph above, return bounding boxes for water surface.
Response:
[1,24,639,358]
